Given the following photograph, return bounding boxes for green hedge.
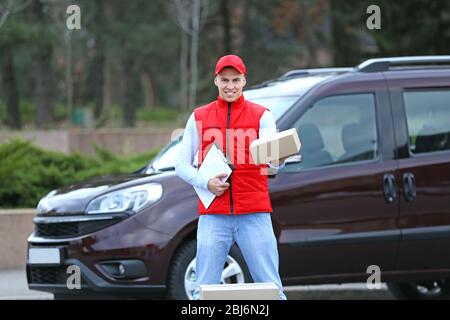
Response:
[136,107,180,122]
[0,139,159,209]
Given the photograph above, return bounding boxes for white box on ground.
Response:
[250,128,301,165]
[200,282,280,300]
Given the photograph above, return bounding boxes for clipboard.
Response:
[193,143,233,209]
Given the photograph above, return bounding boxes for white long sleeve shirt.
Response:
[175,109,285,190]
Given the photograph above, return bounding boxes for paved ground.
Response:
[0,269,395,300]
[284,283,395,300]
[0,269,53,300]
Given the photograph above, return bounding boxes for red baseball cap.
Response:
[214,55,247,75]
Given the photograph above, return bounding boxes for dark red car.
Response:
[27,56,450,299]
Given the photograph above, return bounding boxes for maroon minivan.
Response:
[27,56,450,299]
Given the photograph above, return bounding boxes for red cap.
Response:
[214,55,247,75]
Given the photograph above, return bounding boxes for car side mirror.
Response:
[285,154,302,164]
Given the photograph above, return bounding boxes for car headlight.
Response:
[85,183,163,214]
[36,190,57,214]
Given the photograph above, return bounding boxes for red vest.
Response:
[194,94,273,215]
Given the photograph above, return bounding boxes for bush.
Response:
[0,138,159,208]
[136,107,180,122]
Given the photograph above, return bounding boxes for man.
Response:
[175,54,287,300]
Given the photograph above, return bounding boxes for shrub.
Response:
[136,107,180,122]
[0,138,159,208]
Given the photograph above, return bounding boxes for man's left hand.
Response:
[279,156,290,164]
[271,156,289,167]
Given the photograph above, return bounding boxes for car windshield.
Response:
[248,96,299,120]
[145,75,329,173]
[146,138,182,173]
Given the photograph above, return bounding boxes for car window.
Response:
[284,93,378,172]
[403,89,450,154]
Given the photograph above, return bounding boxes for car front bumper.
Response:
[26,216,174,299]
[27,258,166,298]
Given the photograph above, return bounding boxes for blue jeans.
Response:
[193,213,287,300]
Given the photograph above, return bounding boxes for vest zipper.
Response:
[227,102,234,214]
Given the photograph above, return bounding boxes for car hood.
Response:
[36,171,164,216]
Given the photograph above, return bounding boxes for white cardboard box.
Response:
[250,128,301,165]
[200,282,280,300]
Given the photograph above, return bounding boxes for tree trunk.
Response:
[102,3,115,111]
[34,45,54,128]
[0,45,21,129]
[92,0,106,121]
[189,0,200,109]
[27,0,54,128]
[93,51,105,120]
[103,53,113,111]
[221,0,232,53]
[241,0,253,54]
[64,29,73,127]
[121,58,135,127]
[180,30,189,110]
[300,2,319,67]
[221,0,232,54]
[140,69,156,109]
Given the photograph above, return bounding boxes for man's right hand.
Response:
[207,173,230,196]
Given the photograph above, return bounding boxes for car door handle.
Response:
[383,173,397,203]
[402,172,416,202]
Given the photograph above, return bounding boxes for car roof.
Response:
[244,56,450,98]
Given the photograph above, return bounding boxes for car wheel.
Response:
[387,279,450,300]
[166,239,252,300]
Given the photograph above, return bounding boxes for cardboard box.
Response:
[250,128,301,165]
[200,282,280,300]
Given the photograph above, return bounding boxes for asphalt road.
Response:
[0,269,395,300]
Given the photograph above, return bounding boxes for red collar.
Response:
[216,94,245,109]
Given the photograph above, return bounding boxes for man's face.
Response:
[214,67,246,103]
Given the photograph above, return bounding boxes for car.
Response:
[27,56,450,300]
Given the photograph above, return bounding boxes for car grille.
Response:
[35,219,120,238]
[28,266,87,285]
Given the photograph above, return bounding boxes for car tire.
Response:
[166,239,253,300]
[387,279,450,300]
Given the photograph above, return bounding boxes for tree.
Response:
[330,0,366,66]
[0,0,32,29]
[220,0,231,53]
[171,0,210,109]
[368,0,450,56]
[0,0,33,129]
[0,44,20,128]
[25,0,55,129]
[109,0,177,126]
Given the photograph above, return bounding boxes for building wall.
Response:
[0,128,178,156]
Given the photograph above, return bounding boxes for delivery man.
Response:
[175,54,287,300]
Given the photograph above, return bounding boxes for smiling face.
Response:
[214,67,247,102]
